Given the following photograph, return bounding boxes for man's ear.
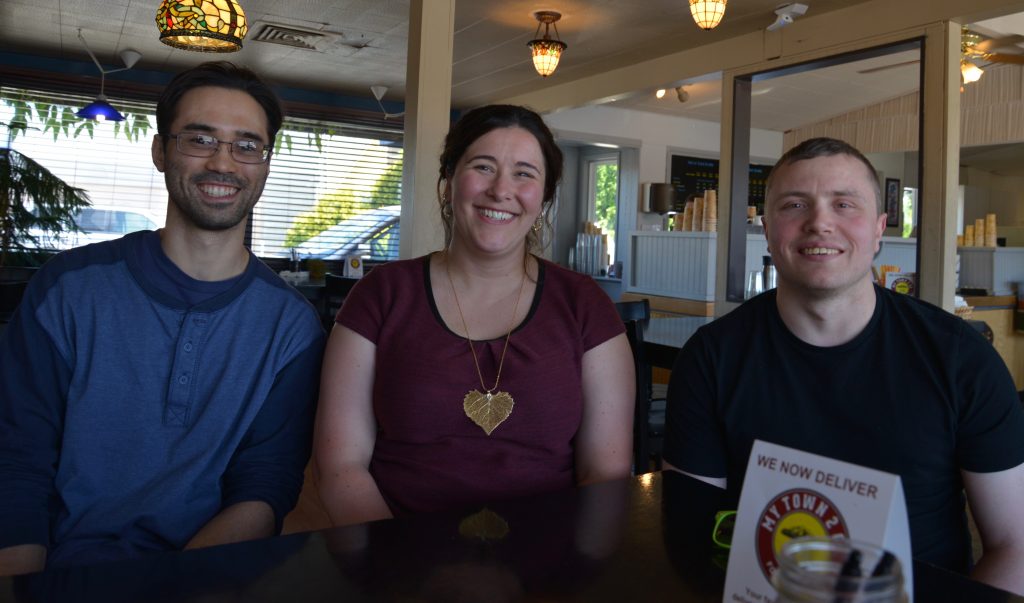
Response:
[873,211,887,254]
[151,135,166,173]
[761,216,770,254]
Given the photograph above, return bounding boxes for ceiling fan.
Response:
[960,26,1024,65]
[856,26,1024,76]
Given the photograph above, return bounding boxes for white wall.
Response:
[545,104,783,231]
[542,104,783,298]
[546,104,782,175]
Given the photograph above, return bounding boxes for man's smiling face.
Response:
[152,86,271,232]
[763,153,886,300]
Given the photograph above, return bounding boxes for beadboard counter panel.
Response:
[629,232,717,301]
[628,232,917,303]
[959,247,1024,295]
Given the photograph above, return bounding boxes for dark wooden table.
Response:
[641,316,712,369]
[2,472,1017,603]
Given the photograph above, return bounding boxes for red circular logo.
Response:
[755,488,849,581]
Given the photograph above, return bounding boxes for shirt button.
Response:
[178,375,188,385]
[184,342,193,352]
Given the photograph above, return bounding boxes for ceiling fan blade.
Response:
[857,59,920,75]
[985,52,1024,65]
[973,34,1024,54]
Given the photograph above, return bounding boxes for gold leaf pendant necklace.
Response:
[446,257,527,436]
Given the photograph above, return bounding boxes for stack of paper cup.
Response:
[974,218,985,247]
[682,201,694,231]
[693,195,705,234]
[703,190,718,232]
[964,225,975,246]
[985,213,997,247]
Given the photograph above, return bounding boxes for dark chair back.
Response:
[622,319,654,475]
[615,298,650,323]
[0,281,29,323]
[615,298,662,474]
[322,273,359,327]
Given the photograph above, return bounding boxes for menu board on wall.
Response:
[670,155,774,213]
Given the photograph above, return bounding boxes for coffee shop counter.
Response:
[964,295,1023,390]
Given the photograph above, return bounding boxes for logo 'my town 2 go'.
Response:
[756,488,849,580]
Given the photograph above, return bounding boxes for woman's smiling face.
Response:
[447,126,546,259]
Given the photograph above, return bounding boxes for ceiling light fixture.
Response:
[960,59,984,84]
[655,89,667,99]
[689,0,727,31]
[75,29,141,123]
[676,86,690,103]
[156,0,248,52]
[528,11,567,77]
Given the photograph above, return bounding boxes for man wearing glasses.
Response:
[0,62,325,575]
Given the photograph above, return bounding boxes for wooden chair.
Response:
[615,299,665,474]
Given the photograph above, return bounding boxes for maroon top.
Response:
[337,255,624,516]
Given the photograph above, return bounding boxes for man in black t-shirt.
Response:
[664,137,1024,595]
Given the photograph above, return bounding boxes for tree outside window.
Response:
[589,158,619,265]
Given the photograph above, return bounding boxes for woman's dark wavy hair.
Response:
[436,104,563,252]
[156,61,283,146]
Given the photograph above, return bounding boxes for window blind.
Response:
[1,85,403,261]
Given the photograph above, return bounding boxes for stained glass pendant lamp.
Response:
[156,0,249,52]
[528,11,567,77]
[690,0,727,30]
[75,29,141,123]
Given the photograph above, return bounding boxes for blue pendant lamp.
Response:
[75,29,142,123]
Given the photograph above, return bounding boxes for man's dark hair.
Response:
[156,61,283,143]
[765,137,881,213]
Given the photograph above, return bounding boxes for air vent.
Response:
[252,24,328,51]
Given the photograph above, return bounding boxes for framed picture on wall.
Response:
[884,178,901,227]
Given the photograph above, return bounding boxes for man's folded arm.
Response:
[195,339,323,547]
[0,294,72,574]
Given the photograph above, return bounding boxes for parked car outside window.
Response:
[294,205,400,262]
[29,207,161,251]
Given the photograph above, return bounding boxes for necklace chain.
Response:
[445,257,527,394]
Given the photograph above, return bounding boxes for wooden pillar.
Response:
[916,22,961,309]
[400,0,454,258]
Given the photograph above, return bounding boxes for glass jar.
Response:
[773,537,906,603]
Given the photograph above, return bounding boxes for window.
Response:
[585,155,620,263]
[1,85,403,262]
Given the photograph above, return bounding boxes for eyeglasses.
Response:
[167,131,271,164]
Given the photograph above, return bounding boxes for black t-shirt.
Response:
[664,285,1024,572]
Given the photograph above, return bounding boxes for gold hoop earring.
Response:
[442,202,453,220]
[532,216,543,232]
